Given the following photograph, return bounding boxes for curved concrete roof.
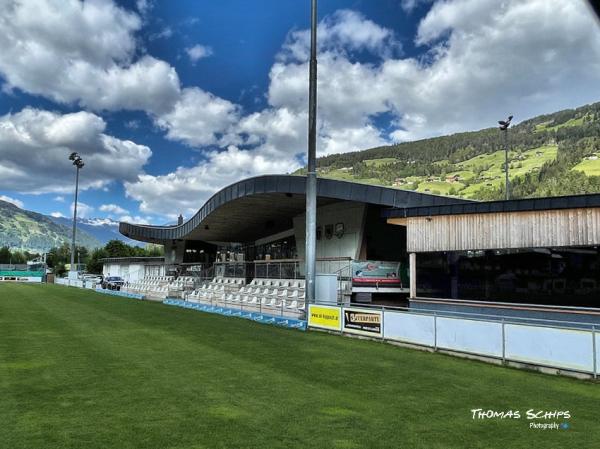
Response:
[120,175,471,243]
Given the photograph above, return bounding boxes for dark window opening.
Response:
[417,247,600,308]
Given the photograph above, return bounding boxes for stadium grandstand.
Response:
[0,257,46,283]
[117,174,600,325]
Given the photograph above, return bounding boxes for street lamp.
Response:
[68,152,84,279]
[498,115,513,200]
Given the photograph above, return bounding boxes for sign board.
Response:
[308,304,342,331]
[343,307,383,337]
[352,260,405,287]
[315,274,338,304]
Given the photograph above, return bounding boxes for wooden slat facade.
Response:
[395,207,600,252]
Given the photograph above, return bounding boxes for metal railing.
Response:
[334,262,352,303]
[254,260,299,279]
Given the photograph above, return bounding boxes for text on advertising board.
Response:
[343,308,383,337]
[308,305,342,331]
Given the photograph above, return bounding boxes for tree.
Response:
[86,248,109,274]
[104,240,132,258]
[0,246,11,264]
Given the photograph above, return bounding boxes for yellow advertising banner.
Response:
[308,304,342,331]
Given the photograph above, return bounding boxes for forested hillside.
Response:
[307,101,600,200]
[0,200,101,252]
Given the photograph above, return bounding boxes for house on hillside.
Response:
[445,174,461,183]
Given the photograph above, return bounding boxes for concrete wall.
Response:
[164,240,186,264]
[102,263,163,283]
[103,263,120,278]
[294,201,366,274]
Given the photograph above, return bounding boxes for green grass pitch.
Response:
[1,283,599,449]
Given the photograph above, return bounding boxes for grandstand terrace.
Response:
[0,263,45,283]
[118,175,600,324]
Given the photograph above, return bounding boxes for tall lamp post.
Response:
[68,152,84,279]
[498,115,513,200]
[305,0,318,307]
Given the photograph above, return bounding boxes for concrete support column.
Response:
[409,252,417,299]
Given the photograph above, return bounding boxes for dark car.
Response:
[102,276,125,290]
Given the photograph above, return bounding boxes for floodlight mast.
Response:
[68,152,84,279]
[305,0,318,308]
[498,115,513,201]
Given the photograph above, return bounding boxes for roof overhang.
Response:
[383,193,600,219]
[120,175,472,244]
[99,257,165,264]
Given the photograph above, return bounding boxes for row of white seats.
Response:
[237,287,305,300]
[191,278,306,301]
[195,277,245,294]
[211,277,246,285]
[192,287,305,302]
[169,278,196,288]
[129,279,165,286]
[126,275,197,291]
[189,291,305,312]
[249,278,305,289]
[144,276,174,282]
[126,283,160,291]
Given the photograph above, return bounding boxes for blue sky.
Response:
[1,0,599,225]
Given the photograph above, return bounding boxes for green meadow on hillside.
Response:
[320,145,559,198]
[311,101,600,200]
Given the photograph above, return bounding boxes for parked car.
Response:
[102,276,124,290]
[82,274,103,284]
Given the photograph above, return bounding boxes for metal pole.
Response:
[593,325,597,379]
[504,129,509,200]
[305,0,318,305]
[433,312,438,351]
[501,318,506,364]
[70,166,80,275]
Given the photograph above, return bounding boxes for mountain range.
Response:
[0,200,142,253]
[0,199,101,252]
[48,215,142,248]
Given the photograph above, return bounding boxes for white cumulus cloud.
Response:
[0,0,180,114]
[0,108,151,193]
[99,203,128,215]
[70,201,94,219]
[186,44,213,63]
[156,87,240,147]
[0,194,24,209]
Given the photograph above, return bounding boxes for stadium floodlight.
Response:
[498,115,513,200]
[305,0,318,309]
[68,152,85,280]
